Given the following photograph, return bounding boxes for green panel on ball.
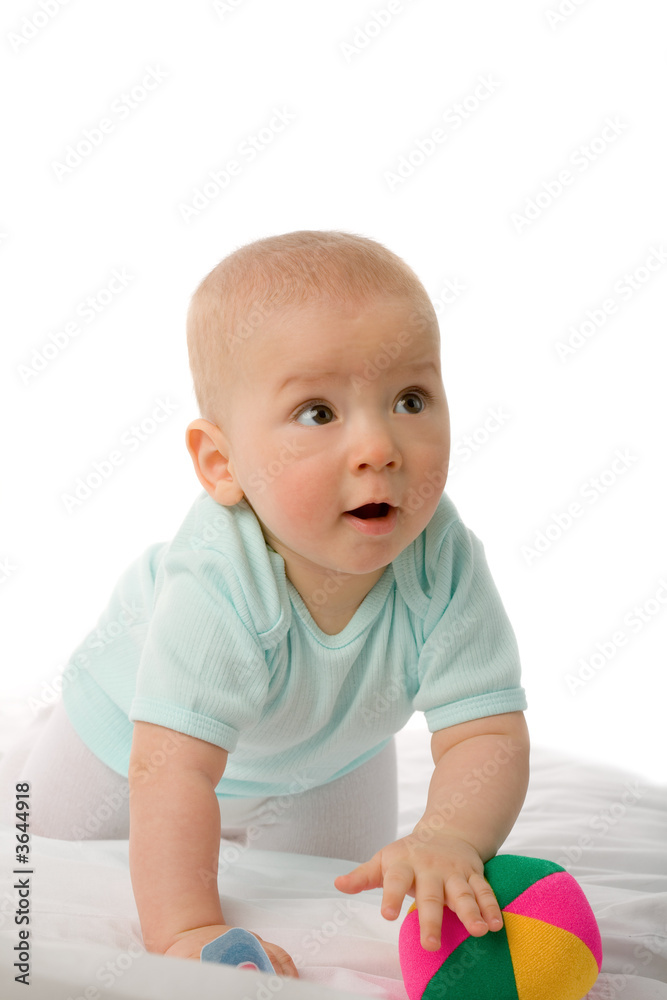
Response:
[422,926,519,1000]
[485,855,564,910]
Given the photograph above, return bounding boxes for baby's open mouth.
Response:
[346,503,392,519]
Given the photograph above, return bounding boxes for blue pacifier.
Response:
[200,927,274,972]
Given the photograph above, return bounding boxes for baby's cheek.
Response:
[273,467,325,528]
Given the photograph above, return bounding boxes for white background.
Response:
[1,0,665,783]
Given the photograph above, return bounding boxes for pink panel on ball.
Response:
[504,871,603,969]
[399,906,470,1000]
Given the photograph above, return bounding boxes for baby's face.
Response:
[225,295,450,585]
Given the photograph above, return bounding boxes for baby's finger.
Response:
[380,861,415,920]
[263,941,299,978]
[469,872,503,932]
[414,877,446,950]
[334,856,382,893]
[443,873,489,937]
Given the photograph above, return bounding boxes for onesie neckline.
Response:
[283,564,395,649]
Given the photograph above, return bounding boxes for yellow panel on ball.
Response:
[503,912,601,1000]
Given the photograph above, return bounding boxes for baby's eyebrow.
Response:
[278,371,341,393]
[277,360,438,394]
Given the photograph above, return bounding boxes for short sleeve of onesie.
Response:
[412,515,527,732]
[128,545,268,752]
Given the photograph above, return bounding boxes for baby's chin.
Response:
[280,537,402,577]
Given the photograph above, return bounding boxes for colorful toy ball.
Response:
[399,854,602,1000]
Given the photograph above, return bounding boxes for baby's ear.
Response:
[185,419,244,506]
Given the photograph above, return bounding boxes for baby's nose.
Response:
[349,431,401,472]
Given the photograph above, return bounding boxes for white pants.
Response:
[0,699,397,862]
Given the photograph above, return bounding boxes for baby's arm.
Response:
[128,722,297,976]
[128,722,228,954]
[420,710,530,861]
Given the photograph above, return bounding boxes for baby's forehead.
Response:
[245,292,437,339]
[235,296,438,381]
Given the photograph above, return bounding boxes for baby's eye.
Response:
[295,402,335,426]
[395,391,429,415]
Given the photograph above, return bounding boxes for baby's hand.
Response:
[334,832,503,950]
[164,923,299,977]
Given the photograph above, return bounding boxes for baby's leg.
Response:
[221,739,398,862]
[0,699,130,840]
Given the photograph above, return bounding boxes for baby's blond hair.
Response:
[186,229,438,428]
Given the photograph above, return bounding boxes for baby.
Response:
[3,230,529,978]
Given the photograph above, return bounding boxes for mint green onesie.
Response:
[61,491,527,799]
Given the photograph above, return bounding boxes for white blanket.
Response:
[1,717,666,999]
